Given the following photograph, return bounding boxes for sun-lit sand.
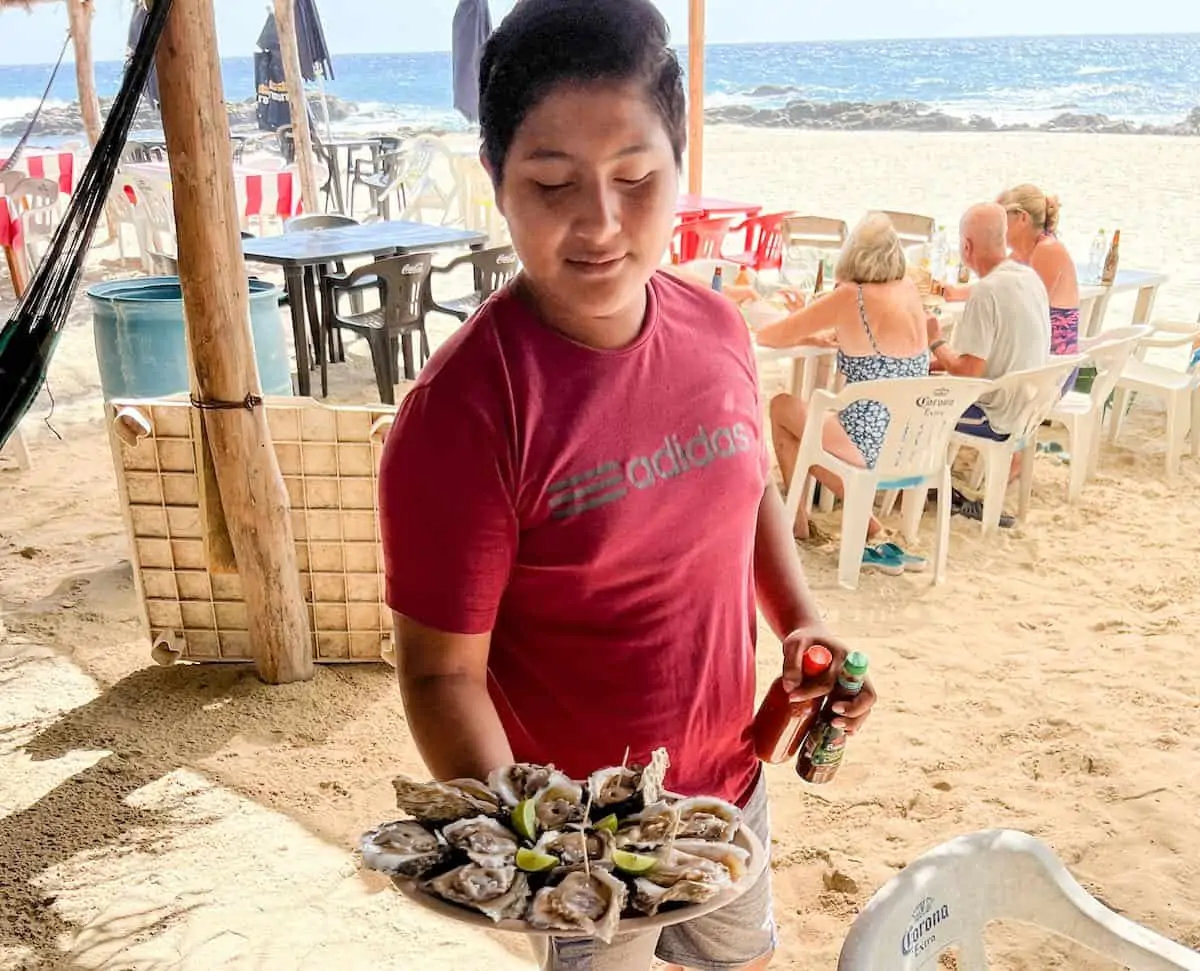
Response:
[2,127,1199,969]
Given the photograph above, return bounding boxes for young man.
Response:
[378,3,876,968]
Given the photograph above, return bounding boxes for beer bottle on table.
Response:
[796,651,869,784]
[711,266,724,292]
[752,645,833,764]
[1101,229,1121,286]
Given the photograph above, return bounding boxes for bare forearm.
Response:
[753,484,824,638]
[398,673,514,782]
[931,344,984,377]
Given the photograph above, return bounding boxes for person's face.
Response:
[490,80,679,328]
[1003,205,1033,252]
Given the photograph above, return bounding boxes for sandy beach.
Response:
[2,127,1199,970]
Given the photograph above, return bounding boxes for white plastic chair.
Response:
[783,376,992,589]
[0,428,31,472]
[838,829,1200,971]
[14,177,60,270]
[1107,320,1200,481]
[376,135,459,226]
[949,356,1085,535]
[1047,326,1150,501]
[881,210,935,246]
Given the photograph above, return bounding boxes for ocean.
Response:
[2,33,1199,145]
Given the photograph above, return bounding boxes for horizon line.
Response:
[0,29,1198,69]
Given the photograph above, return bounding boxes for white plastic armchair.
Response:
[949,355,1084,534]
[1048,325,1150,500]
[838,829,1200,971]
[1108,319,1200,480]
[783,375,992,589]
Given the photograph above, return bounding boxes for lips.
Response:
[564,255,627,276]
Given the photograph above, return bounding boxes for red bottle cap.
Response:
[802,645,833,678]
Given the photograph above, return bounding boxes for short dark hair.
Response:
[478,0,687,182]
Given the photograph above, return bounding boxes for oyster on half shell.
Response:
[392,776,500,823]
[442,815,520,866]
[587,747,670,815]
[613,801,680,850]
[641,845,739,890]
[535,827,615,868]
[527,868,628,944]
[674,796,742,842]
[487,763,558,808]
[358,820,448,877]
[532,772,585,830]
[631,875,723,916]
[423,862,531,923]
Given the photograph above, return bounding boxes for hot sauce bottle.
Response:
[752,645,833,764]
[797,651,869,784]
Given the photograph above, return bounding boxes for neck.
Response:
[516,275,648,350]
[974,253,1007,277]
[1011,235,1038,263]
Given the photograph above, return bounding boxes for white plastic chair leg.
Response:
[932,466,952,584]
[878,489,899,518]
[980,447,1009,536]
[1017,443,1035,522]
[1165,392,1184,480]
[1109,386,1132,442]
[838,477,876,590]
[1067,418,1090,502]
[899,486,926,546]
[1190,389,1200,459]
[1,429,31,471]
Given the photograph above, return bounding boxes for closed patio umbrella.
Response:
[255,0,335,133]
[126,0,160,108]
[452,0,492,123]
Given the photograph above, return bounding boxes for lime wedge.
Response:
[612,850,657,875]
[595,814,619,834]
[516,847,560,873]
[511,798,538,841]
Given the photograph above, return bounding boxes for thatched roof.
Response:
[0,0,64,9]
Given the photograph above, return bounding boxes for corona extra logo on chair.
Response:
[900,895,951,958]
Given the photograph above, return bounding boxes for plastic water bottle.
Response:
[1087,229,1108,285]
[930,225,948,281]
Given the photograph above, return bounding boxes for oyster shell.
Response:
[532,772,585,830]
[613,801,680,850]
[423,863,531,923]
[487,763,558,808]
[441,815,520,866]
[358,820,448,877]
[631,875,722,916]
[670,839,752,883]
[527,868,628,944]
[392,776,500,823]
[674,796,741,842]
[587,747,670,816]
[641,845,738,890]
[535,827,615,868]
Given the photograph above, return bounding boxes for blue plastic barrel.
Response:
[88,276,293,400]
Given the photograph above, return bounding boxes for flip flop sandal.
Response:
[872,542,928,573]
[862,546,904,576]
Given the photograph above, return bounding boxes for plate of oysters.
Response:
[358,749,765,943]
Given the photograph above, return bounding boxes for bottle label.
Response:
[807,725,847,767]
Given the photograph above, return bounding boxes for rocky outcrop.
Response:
[704,98,1200,136]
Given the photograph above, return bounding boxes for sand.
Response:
[2,128,1200,970]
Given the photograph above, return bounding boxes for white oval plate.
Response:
[390,825,766,938]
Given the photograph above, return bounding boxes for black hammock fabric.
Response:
[0,0,175,453]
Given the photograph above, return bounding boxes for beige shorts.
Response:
[533,772,775,971]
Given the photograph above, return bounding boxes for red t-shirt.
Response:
[379,272,766,804]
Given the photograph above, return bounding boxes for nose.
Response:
[571,179,621,246]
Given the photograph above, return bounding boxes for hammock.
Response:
[0,0,174,452]
[0,33,71,174]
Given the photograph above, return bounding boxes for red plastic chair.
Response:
[670,216,734,265]
[724,211,794,271]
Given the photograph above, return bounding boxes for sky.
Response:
[0,0,1197,66]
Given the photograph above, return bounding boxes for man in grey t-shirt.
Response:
[926,202,1051,525]
[927,202,1050,436]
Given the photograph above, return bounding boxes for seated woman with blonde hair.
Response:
[758,213,929,571]
[998,184,1080,354]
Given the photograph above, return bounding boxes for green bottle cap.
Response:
[842,651,869,678]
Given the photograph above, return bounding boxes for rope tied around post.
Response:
[189,393,264,411]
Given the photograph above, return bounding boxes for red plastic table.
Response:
[675,194,763,261]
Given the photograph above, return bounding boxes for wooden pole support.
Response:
[155,0,314,684]
[273,0,321,213]
[66,0,103,150]
[687,0,705,196]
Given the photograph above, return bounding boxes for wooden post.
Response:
[273,0,321,212]
[687,0,704,196]
[155,0,314,684]
[66,0,102,149]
